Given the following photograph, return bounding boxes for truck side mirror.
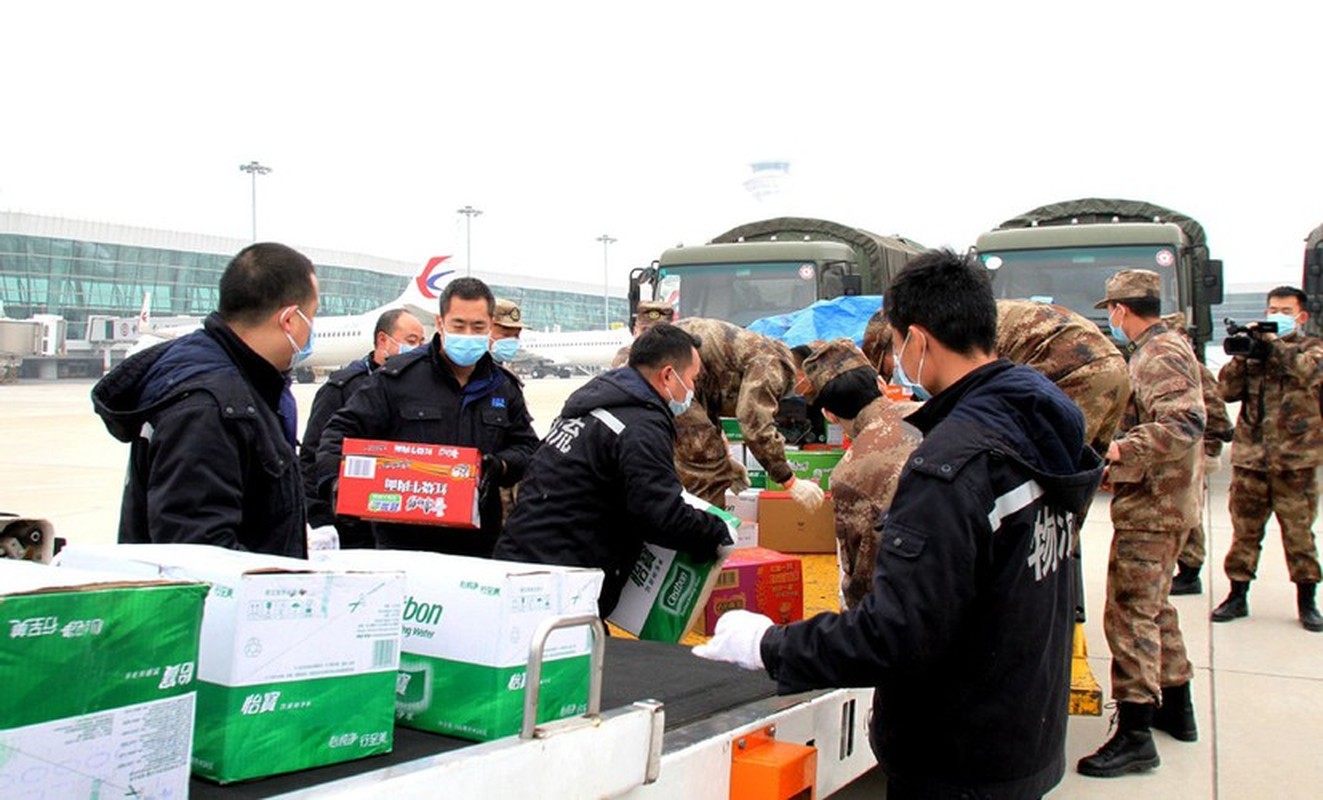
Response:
[1201,258,1224,305]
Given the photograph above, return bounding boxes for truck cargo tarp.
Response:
[711,217,924,292]
[748,295,882,347]
[1307,223,1323,252]
[997,198,1208,253]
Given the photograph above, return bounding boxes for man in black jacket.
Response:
[494,324,732,618]
[696,249,1104,800]
[300,308,425,547]
[92,242,319,557]
[316,277,538,556]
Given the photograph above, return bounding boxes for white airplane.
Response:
[513,327,633,375]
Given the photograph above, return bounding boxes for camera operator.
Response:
[1213,286,1323,632]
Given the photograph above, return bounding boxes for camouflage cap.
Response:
[493,298,526,329]
[634,300,675,330]
[801,338,873,399]
[1094,269,1161,309]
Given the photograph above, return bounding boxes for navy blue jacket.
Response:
[91,313,306,557]
[761,359,1104,800]
[300,353,376,543]
[494,367,730,616]
[315,334,538,555]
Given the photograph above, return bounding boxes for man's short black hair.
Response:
[1268,286,1308,308]
[1115,297,1161,319]
[817,367,883,420]
[374,309,409,339]
[218,243,316,326]
[884,248,996,355]
[439,277,495,317]
[629,323,701,372]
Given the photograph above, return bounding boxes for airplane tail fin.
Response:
[395,256,455,319]
[137,292,152,333]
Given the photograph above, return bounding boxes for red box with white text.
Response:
[335,438,481,529]
[702,546,803,635]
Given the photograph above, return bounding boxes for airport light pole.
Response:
[457,205,483,277]
[597,234,616,328]
[238,161,272,241]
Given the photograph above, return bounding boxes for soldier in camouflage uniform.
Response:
[1211,286,1323,632]
[672,317,824,512]
[801,339,921,609]
[1161,312,1235,596]
[611,300,674,368]
[863,301,1130,456]
[1078,270,1206,779]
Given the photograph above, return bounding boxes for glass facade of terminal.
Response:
[0,232,628,337]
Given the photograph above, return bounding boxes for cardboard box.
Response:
[608,492,741,642]
[337,437,481,529]
[757,491,837,553]
[703,547,803,634]
[723,490,761,549]
[318,549,603,742]
[0,560,208,798]
[53,544,405,784]
[767,449,847,491]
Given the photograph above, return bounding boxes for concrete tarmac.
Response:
[3,377,1320,798]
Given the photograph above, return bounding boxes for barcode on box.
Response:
[715,570,738,589]
[344,456,376,479]
[373,638,398,669]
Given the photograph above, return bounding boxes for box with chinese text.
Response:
[318,549,603,742]
[703,546,803,634]
[766,448,847,491]
[0,560,207,798]
[53,544,404,783]
[336,438,481,529]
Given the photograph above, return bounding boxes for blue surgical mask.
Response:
[490,337,520,363]
[284,308,315,370]
[388,336,417,357]
[443,332,489,367]
[891,330,931,402]
[1109,307,1130,345]
[1265,312,1298,338]
[665,368,694,417]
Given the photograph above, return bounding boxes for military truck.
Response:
[1301,222,1323,337]
[627,217,924,327]
[975,198,1224,354]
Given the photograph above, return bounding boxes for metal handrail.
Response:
[520,613,606,740]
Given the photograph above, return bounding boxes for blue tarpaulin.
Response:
[748,295,883,347]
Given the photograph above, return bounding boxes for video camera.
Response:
[1223,318,1278,360]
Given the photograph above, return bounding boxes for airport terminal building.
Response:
[0,212,627,340]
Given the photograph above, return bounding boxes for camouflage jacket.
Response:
[1198,362,1234,457]
[675,318,797,484]
[1218,332,1323,470]
[1109,323,1206,531]
[830,398,921,609]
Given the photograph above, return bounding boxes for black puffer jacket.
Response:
[91,313,306,557]
[493,367,730,617]
[299,354,375,543]
[316,335,538,555]
[760,360,1104,800]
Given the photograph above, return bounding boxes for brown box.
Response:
[756,491,836,554]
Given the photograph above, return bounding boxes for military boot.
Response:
[1211,581,1249,622]
[1077,702,1161,778]
[1169,563,1202,596]
[1152,682,1198,742]
[1298,583,1323,633]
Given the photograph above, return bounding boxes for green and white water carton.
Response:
[317,549,604,742]
[767,448,847,491]
[0,559,208,799]
[52,544,404,784]
[607,492,741,642]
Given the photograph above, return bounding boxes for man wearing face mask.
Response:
[494,324,733,618]
[92,242,318,556]
[299,308,426,548]
[488,298,525,365]
[317,278,539,556]
[1212,285,1323,632]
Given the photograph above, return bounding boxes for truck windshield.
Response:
[657,261,819,326]
[980,245,1179,323]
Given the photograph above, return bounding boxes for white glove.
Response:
[786,476,825,512]
[692,610,775,670]
[306,524,340,552]
[729,459,751,493]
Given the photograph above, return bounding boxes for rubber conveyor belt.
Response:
[191,637,779,799]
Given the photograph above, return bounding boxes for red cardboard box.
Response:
[335,438,481,528]
[703,546,803,634]
[757,491,836,553]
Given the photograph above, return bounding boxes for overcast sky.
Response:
[3,2,1318,292]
